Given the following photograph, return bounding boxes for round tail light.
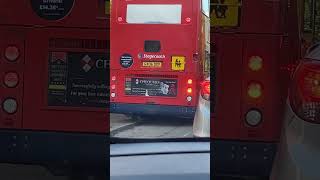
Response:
[5,46,20,62]
[245,109,262,127]
[4,72,19,88]
[186,96,192,102]
[111,93,116,98]
[248,56,263,71]
[187,88,192,94]
[247,82,263,99]
[2,98,18,114]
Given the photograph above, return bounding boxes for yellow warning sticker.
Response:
[211,0,241,27]
[171,56,185,71]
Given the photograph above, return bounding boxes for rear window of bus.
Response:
[126,4,182,24]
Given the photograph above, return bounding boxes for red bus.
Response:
[110,0,210,118]
[210,0,303,178]
[0,0,109,177]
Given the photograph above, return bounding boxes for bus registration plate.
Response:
[142,61,162,68]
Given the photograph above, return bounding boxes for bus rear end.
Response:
[210,0,298,177]
[0,0,109,176]
[111,0,202,118]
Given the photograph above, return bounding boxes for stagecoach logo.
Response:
[81,55,95,72]
[138,53,166,60]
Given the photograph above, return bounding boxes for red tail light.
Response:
[187,88,192,94]
[201,80,210,101]
[4,72,19,88]
[5,46,19,62]
[290,59,320,123]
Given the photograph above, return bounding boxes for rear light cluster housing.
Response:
[2,46,20,115]
[186,79,193,102]
[290,59,320,123]
[111,76,116,98]
[245,56,264,127]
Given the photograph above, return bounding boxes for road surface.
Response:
[110,113,194,138]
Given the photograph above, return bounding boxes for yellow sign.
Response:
[142,62,162,68]
[171,56,185,71]
[211,0,241,27]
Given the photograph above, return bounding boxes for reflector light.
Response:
[187,79,192,85]
[248,56,263,71]
[111,85,116,90]
[245,109,262,126]
[5,46,20,62]
[248,83,262,99]
[111,76,116,81]
[290,60,320,123]
[186,96,192,102]
[2,98,17,114]
[187,88,192,94]
[111,93,116,98]
[4,72,19,88]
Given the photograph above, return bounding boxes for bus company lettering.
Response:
[138,53,166,60]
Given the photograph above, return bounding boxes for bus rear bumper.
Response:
[212,140,277,178]
[0,130,107,176]
[110,103,196,118]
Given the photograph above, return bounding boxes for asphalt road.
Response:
[110,113,194,138]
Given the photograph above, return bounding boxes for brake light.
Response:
[201,80,210,101]
[187,88,192,94]
[4,72,19,88]
[187,79,193,85]
[247,82,263,99]
[111,76,116,81]
[290,59,320,123]
[248,56,263,71]
[5,46,20,62]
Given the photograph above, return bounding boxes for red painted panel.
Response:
[212,34,243,139]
